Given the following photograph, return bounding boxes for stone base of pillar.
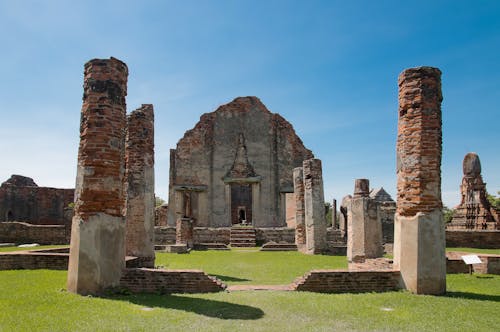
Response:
[67,213,126,295]
[393,209,446,295]
[347,197,383,263]
[176,217,194,248]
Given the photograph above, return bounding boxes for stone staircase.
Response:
[230,227,256,247]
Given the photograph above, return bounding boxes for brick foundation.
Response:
[294,270,401,293]
[119,268,226,293]
[0,222,68,244]
[446,230,500,248]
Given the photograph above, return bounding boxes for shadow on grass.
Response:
[210,274,251,282]
[446,291,500,302]
[112,293,264,320]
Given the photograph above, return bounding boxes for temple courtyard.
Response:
[0,246,499,331]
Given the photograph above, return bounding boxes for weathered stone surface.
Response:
[0,175,74,225]
[293,167,306,245]
[370,187,396,243]
[448,153,499,230]
[393,66,446,295]
[155,204,168,226]
[353,179,369,198]
[68,57,128,295]
[339,195,352,238]
[176,218,194,248]
[347,179,383,262]
[303,159,327,254]
[125,104,155,267]
[168,96,313,228]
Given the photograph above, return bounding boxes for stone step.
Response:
[194,243,230,250]
[230,243,256,247]
[260,242,298,251]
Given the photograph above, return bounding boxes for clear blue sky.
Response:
[0,0,498,208]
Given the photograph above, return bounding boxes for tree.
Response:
[443,205,454,223]
[487,191,500,210]
[155,196,166,207]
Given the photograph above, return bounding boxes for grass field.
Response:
[0,249,499,331]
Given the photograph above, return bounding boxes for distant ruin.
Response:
[0,175,73,225]
[447,152,499,230]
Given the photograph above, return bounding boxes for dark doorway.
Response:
[6,210,13,221]
[231,184,252,225]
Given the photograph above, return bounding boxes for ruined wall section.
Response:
[168,96,312,228]
[125,104,155,267]
[0,175,74,225]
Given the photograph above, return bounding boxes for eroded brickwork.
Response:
[394,66,446,295]
[396,67,442,216]
[168,96,313,227]
[303,159,327,254]
[448,153,499,230]
[293,167,306,245]
[125,104,155,267]
[68,57,128,295]
[0,175,74,225]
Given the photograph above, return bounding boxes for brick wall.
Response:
[293,270,401,293]
[446,251,500,274]
[256,227,295,243]
[119,268,226,293]
[0,222,69,244]
[0,184,74,224]
[0,252,68,270]
[446,230,500,248]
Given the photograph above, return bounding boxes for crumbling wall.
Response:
[168,96,313,228]
[0,175,74,225]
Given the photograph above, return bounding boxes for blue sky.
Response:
[0,0,498,208]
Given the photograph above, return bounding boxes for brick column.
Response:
[303,159,327,254]
[176,218,194,248]
[293,167,306,246]
[393,67,446,295]
[67,57,128,295]
[125,104,155,267]
[347,179,382,263]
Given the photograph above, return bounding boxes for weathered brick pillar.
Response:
[303,159,327,254]
[176,217,194,248]
[67,57,128,295]
[393,67,446,295]
[331,198,337,228]
[125,104,155,267]
[293,167,306,246]
[347,179,382,263]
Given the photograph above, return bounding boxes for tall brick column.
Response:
[393,67,446,295]
[125,105,155,267]
[347,179,382,263]
[303,159,327,254]
[293,167,306,246]
[67,58,128,295]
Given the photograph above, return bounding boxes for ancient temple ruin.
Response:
[393,66,446,295]
[447,153,499,230]
[167,96,314,228]
[0,175,73,225]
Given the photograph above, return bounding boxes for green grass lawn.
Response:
[155,248,347,285]
[0,249,499,331]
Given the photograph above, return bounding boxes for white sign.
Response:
[461,254,482,265]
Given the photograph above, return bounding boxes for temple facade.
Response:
[167,96,313,228]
